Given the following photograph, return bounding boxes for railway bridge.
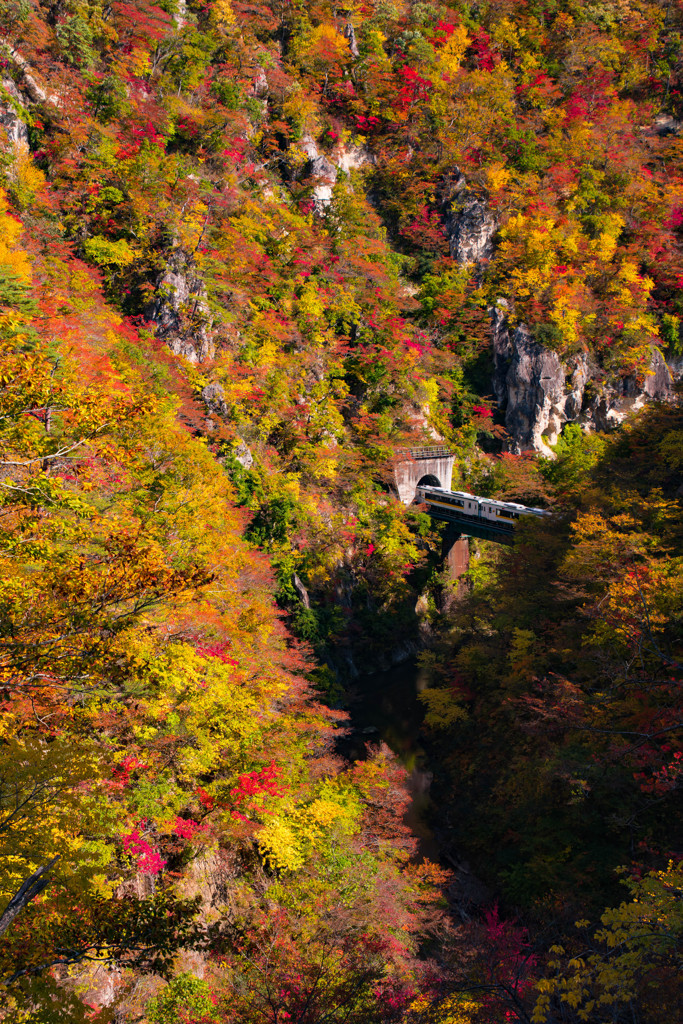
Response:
[393,446,522,592]
[394,445,519,545]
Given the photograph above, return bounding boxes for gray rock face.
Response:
[2,44,48,105]
[491,303,512,407]
[292,573,310,609]
[443,171,497,265]
[343,22,359,58]
[0,78,29,149]
[644,347,674,398]
[586,348,674,432]
[299,134,372,210]
[643,114,681,137]
[251,68,269,99]
[201,382,228,417]
[301,135,338,207]
[495,321,566,454]
[173,0,187,29]
[147,255,214,363]
[233,439,253,468]
[200,390,254,466]
[492,308,676,453]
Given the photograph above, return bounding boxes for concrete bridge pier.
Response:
[441,525,470,606]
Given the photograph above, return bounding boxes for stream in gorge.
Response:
[340,658,440,861]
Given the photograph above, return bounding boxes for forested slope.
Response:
[0,0,681,1021]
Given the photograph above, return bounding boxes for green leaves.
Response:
[147,973,218,1024]
[83,236,137,268]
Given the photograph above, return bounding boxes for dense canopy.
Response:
[0,0,681,1021]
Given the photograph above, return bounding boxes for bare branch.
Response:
[0,856,60,938]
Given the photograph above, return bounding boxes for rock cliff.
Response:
[442,171,497,265]
[491,305,676,454]
[299,134,373,210]
[146,254,215,363]
[0,78,29,150]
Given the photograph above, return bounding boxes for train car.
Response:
[414,486,479,517]
[415,485,550,528]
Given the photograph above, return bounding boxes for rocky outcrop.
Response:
[173,0,187,29]
[588,347,674,432]
[147,254,214,363]
[251,67,269,99]
[0,41,49,105]
[292,573,310,609]
[0,78,29,150]
[492,307,676,454]
[641,113,681,138]
[299,134,373,210]
[442,171,497,265]
[493,314,570,454]
[233,439,253,468]
[342,22,359,58]
[300,135,338,207]
[201,381,229,416]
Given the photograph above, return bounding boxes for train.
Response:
[414,484,550,528]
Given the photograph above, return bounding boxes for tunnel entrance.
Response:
[417,474,441,488]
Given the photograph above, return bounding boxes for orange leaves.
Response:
[0,190,32,286]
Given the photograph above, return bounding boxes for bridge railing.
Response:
[394,445,454,461]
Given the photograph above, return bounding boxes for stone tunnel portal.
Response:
[393,447,455,505]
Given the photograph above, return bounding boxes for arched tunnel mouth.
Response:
[417,474,441,488]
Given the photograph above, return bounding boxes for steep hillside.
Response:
[3,0,682,670]
[0,0,682,1021]
[0,187,450,1020]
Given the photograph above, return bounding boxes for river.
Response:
[340,657,440,860]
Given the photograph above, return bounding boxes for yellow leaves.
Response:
[257,782,362,873]
[484,161,511,196]
[177,200,209,252]
[282,85,319,132]
[492,182,658,361]
[435,25,469,77]
[590,213,624,262]
[490,16,522,54]
[0,736,110,902]
[210,0,237,32]
[295,280,325,325]
[7,146,47,210]
[83,235,138,268]
[607,260,654,310]
[498,212,583,312]
[618,260,643,286]
[0,188,31,286]
[534,862,683,1022]
[548,291,586,347]
[559,508,681,653]
[310,23,350,60]
[311,23,351,67]
[364,27,390,67]
[306,797,344,828]
[408,993,480,1023]
[257,818,306,872]
[111,46,151,79]
[564,511,639,580]
[419,688,467,729]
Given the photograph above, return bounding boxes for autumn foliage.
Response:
[0,0,682,1020]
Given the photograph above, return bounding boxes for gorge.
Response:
[0,1,682,1022]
